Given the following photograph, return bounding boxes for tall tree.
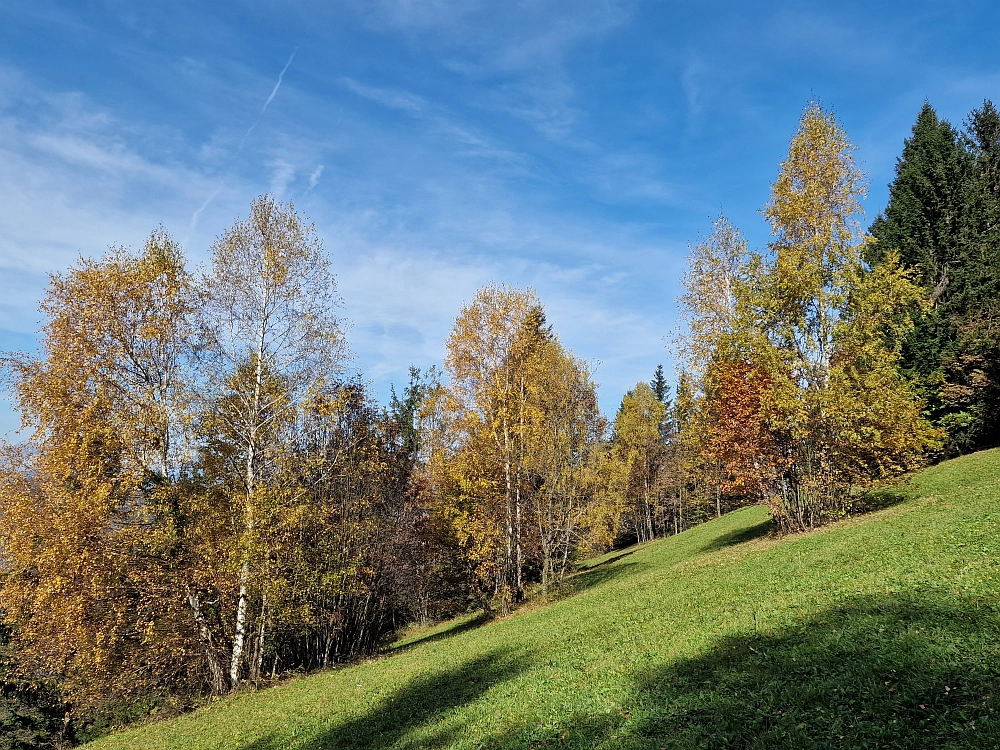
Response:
[199,195,347,687]
[676,215,757,521]
[526,336,604,594]
[610,383,667,543]
[0,231,201,712]
[759,102,938,529]
[424,285,602,609]
[869,100,1000,452]
[425,284,542,612]
[678,214,751,379]
[650,365,669,403]
[952,101,1000,448]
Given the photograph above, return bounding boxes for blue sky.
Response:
[2,0,999,433]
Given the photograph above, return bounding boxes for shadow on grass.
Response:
[576,547,638,572]
[387,612,492,654]
[852,486,915,514]
[243,591,1000,749]
[699,518,774,554]
[519,592,1000,749]
[244,649,528,750]
[569,561,642,595]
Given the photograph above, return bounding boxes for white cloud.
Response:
[0,2,688,432]
[0,69,238,316]
[308,164,324,190]
[269,159,296,198]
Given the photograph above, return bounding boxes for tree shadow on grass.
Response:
[699,518,774,554]
[851,487,915,514]
[569,561,642,595]
[242,591,1000,750]
[243,648,528,750]
[577,548,639,572]
[387,612,492,654]
[529,591,1000,749]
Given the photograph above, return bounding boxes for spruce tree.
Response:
[650,364,669,403]
[871,101,1000,452]
[955,101,1000,448]
[869,103,969,440]
[868,102,972,283]
[650,364,674,438]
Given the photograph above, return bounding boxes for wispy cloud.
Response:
[186,48,302,235]
[269,159,296,198]
[0,72,222,265]
[339,77,425,113]
[189,187,221,234]
[356,0,634,145]
[307,164,324,190]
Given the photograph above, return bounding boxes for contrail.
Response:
[194,47,296,235]
[262,48,297,113]
[190,187,221,232]
[238,122,257,151]
[304,164,324,194]
[239,47,297,151]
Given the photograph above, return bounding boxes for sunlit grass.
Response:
[89,448,1000,749]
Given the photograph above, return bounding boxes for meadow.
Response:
[87,448,1000,749]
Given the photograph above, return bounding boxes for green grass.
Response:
[89,449,1000,749]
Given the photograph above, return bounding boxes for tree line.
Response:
[0,99,997,745]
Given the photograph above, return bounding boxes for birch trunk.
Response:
[230,324,266,686]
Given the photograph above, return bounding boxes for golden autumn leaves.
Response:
[0,197,396,713]
[676,103,941,531]
[0,102,944,732]
[421,285,608,612]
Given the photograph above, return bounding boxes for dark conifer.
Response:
[650,364,669,403]
[871,101,1000,452]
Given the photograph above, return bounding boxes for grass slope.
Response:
[90,449,1000,749]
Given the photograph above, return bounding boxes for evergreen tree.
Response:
[954,101,1000,448]
[868,102,969,448]
[649,364,674,439]
[871,101,1000,452]
[868,102,972,283]
[389,366,439,457]
[650,364,668,403]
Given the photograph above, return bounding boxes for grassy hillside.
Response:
[89,449,1000,749]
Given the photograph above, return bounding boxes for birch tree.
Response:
[428,284,540,612]
[678,214,752,379]
[756,103,939,529]
[199,195,347,687]
[525,329,604,594]
[609,383,667,543]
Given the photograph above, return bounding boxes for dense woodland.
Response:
[1,99,999,746]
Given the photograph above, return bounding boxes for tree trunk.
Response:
[515,482,523,599]
[186,587,227,696]
[230,560,250,684]
[251,593,267,685]
[231,332,265,686]
[503,454,513,615]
